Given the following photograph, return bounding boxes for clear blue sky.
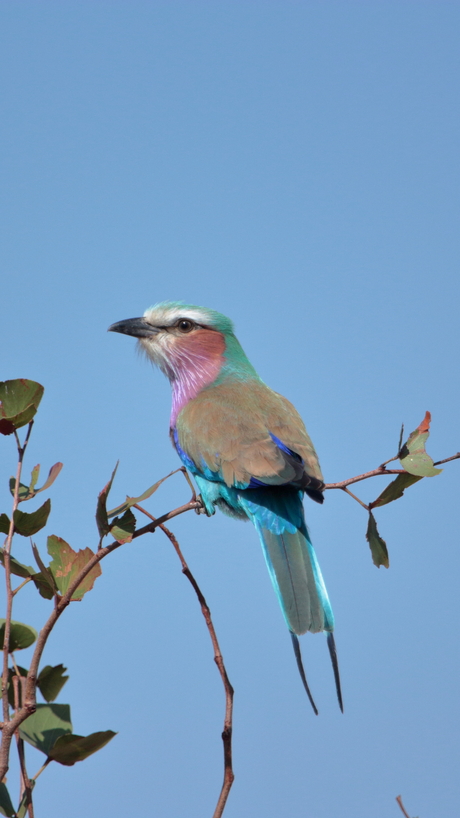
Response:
[1,3,459,816]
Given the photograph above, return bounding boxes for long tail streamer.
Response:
[290,633,318,715]
[327,632,344,712]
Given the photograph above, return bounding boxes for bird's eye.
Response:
[177,319,194,333]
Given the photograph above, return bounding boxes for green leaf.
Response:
[0,620,38,651]
[29,464,40,492]
[370,472,423,509]
[13,498,51,536]
[110,509,136,544]
[31,542,58,596]
[19,703,72,755]
[0,379,44,433]
[10,463,63,503]
[47,536,101,600]
[0,515,10,535]
[366,512,389,568]
[32,572,55,600]
[37,664,69,702]
[0,549,35,579]
[16,782,35,818]
[96,463,119,537]
[48,730,117,766]
[8,479,31,501]
[107,469,178,518]
[0,783,15,817]
[399,411,443,477]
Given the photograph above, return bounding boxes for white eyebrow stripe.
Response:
[143,306,213,326]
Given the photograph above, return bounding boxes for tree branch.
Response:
[1,422,33,774]
[396,794,416,818]
[324,450,459,492]
[324,466,404,491]
[133,504,234,818]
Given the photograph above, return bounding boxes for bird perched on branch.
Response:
[109,301,342,713]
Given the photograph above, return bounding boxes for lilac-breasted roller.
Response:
[109,301,342,713]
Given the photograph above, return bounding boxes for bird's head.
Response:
[108,301,234,381]
[109,302,259,425]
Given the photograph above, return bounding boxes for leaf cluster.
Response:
[365,412,442,568]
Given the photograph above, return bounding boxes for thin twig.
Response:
[16,737,34,818]
[324,466,404,491]
[433,452,460,466]
[178,466,198,500]
[11,660,34,817]
[396,795,414,818]
[341,486,369,510]
[2,422,33,744]
[325,450,460,491]
[12,577,32,597]
[134,504,234,818]
[31,757,51,782]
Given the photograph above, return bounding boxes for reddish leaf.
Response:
[399,411,442,477]
[47,536,101,601]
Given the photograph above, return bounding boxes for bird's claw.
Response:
[194,495,214,516]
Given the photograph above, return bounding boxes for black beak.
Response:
[108,317,159,338]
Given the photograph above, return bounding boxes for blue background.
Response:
[1,3,459,816]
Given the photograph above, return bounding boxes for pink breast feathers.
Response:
[169,329,226,425]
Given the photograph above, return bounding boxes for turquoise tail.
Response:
[239,488,334,635]
[239,488,343,712]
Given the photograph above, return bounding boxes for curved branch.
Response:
[134,505,234,818]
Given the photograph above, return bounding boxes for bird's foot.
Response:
[194,494,215,516]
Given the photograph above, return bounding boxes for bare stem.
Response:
[2,422,33,742]
[396,795,414,818]
[325,449,460,492]
[341,487,369,510]
[178,466,198,500]
[324,466,404,491]
[134,504,234,818]
[433,452,460,466]
[31,757,51,782]
[12,577,32,597]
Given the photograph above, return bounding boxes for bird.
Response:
[109,301,342,713]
